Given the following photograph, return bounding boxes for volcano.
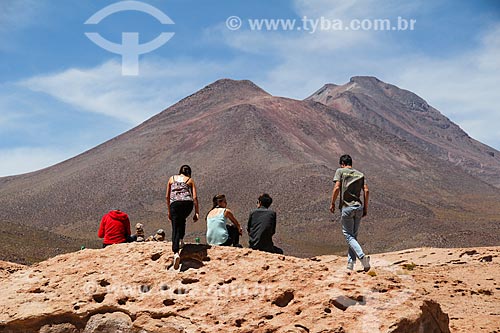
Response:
[307,76,500,188]
[1,78,499,263]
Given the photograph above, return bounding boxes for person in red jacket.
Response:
[98,209,132,247]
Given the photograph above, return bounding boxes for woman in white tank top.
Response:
[206,194,243,246]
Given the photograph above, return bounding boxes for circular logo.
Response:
[226,16,243,31]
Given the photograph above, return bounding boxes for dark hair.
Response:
[179,164,192,177]
[258,193,272,208]
[206,194,226,218]
[339,154,352,166]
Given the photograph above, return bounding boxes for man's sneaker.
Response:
[360,255,371,272]
[180,239,185,249]
[173,253,180,270]
[347,262,354,270]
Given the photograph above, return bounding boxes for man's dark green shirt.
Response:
[334,167,366,209]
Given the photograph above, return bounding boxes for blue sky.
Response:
[0,0,499,176]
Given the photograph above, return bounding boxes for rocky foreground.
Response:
[0,243,498,333]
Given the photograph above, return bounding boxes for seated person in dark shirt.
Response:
[247,193,283,254]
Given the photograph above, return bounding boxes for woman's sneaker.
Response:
[347,262,354,270]
[360,255,371,272]
[173,253,181,270]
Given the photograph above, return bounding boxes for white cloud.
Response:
[0,112,13,126]
[216,0,421,98]
[0,147,78,177]
[0,0,40,31]
[293,0,426,19]
[221,0,422,56]
[0,0,47,51]
[394,24,500,148]
[0,84,48,131]
[215,0,500,149]
[0,55,250,176]
[20,58,238,125]
[1,0,499,180]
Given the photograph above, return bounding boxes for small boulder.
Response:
[83,312,133,333]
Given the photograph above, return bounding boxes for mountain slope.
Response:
[306,76,500,188]
[1,78,499,263]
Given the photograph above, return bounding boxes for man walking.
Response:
[330,155,370,271]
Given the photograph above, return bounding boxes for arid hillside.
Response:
[0,78,499,263]
[307,76,500,188]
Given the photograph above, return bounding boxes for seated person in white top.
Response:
[206,194,243,247]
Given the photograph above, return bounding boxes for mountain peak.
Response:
[348,76,386,91]
[153,78,270,121]
[349,76,382,84]
[305,77,385,102]
[323,83,339,88]
[202,78,270,96]
[2,75,500,269]
[304,83,340,102]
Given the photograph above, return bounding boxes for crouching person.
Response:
[98,209,134,248]
[247,193,283,254]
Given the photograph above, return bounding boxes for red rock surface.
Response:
[0,243,498,332]
[0,260,24,279]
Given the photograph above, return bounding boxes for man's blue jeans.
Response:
[341,205,365,264]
